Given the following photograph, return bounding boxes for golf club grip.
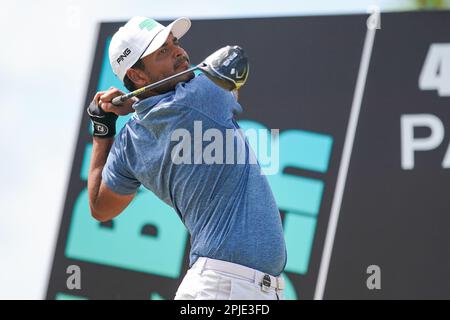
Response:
[111,65,199,106]
[111,96,124,106]
[112,93,133,106]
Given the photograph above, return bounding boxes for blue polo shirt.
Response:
[102,73,287,276]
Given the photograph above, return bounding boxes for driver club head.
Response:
[198,45,249,91]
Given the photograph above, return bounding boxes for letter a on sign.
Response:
[66,265,81,290]
[366,265,381,290]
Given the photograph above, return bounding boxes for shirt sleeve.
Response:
[102,135,141,195]
[182,74,243,126]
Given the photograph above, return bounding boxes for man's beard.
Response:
[140,54,194,97]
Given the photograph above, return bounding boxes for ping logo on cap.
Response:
[116,48,131,65]
[139,19,158,31]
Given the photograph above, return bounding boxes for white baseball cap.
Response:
[109,16,191,81]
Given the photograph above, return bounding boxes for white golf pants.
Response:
[174,257,285,300]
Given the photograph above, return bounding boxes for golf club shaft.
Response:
[112,64,200,105]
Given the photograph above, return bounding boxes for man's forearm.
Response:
[88,137,114,211]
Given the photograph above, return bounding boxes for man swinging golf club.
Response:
[87,16,287,300]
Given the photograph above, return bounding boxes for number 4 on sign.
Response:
[419,43,450,96]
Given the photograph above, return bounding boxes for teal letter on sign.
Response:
[238,120,333,275]
[66,188,188,278]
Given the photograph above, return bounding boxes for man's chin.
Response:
[175,70,195,85]
[183,70,195,82]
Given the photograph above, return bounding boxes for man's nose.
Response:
[173,45,184,58]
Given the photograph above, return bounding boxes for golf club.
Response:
[111,45,249,106]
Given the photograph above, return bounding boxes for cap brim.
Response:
[141,17,191,59]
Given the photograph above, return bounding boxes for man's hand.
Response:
[97,87,138,116]
[87,87,138,137]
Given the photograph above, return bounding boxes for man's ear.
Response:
[126,68,148,89]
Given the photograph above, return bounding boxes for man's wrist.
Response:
[93,136,114,149]
[91,117,117,137]
[87,100,118,137]
[90,136,114,168]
